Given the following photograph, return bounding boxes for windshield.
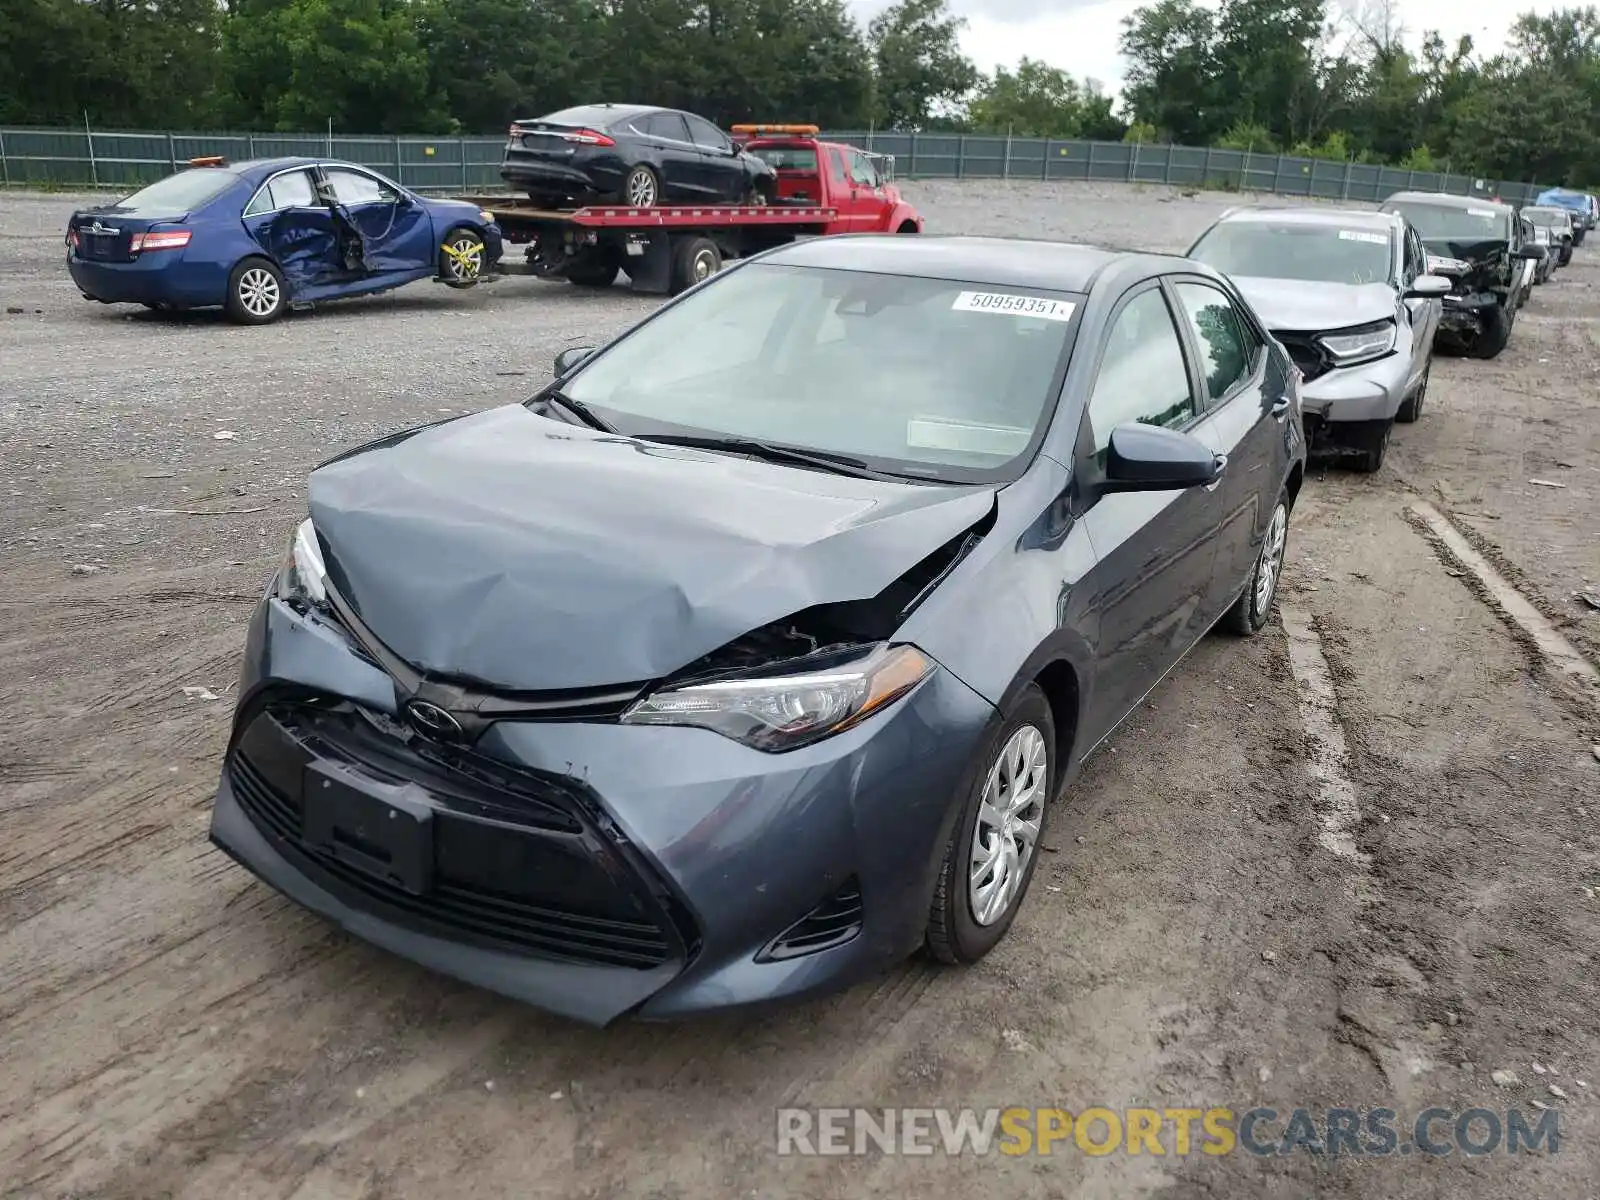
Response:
[1387,202,1511,242]
[1189,222,1393,284]
[113,169,235,217]
[1524,208,1567,227]
[554,263,1081,480]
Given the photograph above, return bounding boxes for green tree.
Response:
[867,0,979,129]
[222,0,448,132]
[968,58,1124,140]
[1120,0,1219,145]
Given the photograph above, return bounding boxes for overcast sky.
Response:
[846,0,1571,99]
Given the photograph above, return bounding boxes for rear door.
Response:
[1168,277,1283,615]
[1074,280,1222,746]
[241,167,346,293]
[318,166,434,275]
[633,112,701,200]
[682,113,744,202]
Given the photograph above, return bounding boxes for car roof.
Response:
[221,157,320,183]
[1384,191,1513,214]
[534,103,660,128]
[1216,206,1398,232]
[758,234,1200,293]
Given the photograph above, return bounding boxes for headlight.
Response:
[478,210,496,225]
[275,517,328,607]
[620,643,934,751]
[1317,320,1395,366]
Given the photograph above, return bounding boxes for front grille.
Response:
[228,703,687,970]
[758,878,864,961]
[1274,332,1330,383]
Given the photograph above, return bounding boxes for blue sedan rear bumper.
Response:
[67,249,230,307]
[209,595,997,1026]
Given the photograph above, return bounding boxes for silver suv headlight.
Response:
[1317,320,1396,367]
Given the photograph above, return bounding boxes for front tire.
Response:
[1474,304,1511,360]
[1396,360,1429,423]
[439,227,486,289]
[926,685,1055,965]
[224,257,286,325]
[1351,417,1392,473]
[1221,498,1289,635]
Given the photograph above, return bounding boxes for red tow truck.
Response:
[475,124,924,295]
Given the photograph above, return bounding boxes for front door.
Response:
[317,166,435,276]
[241,167,349,294]
[1168,277,1285,615]
[683,113,744,202]
[1074,281,1224,749]
[823,146,874,233]
[1399,224,1440,388]
[635,112,702,201]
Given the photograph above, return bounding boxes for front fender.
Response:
[885,203,923,232]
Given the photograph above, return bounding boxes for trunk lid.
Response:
[67,209,178,264]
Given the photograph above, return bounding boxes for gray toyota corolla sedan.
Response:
[209,235,1306,1026]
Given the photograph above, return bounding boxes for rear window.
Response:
[114,169,235,217]
[536,105,630,129]
[748,146,819,172]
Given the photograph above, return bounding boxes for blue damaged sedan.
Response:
[67,157,502,323]
[209,235,1306,1025]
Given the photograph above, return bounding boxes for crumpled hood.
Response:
[1233,277,1396,334]
[308,405,994,691]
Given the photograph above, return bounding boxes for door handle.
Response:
[1270,396,1290,419]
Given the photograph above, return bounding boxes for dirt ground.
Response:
[2,180,1598,1200]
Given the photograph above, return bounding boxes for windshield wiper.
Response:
[538,388,615,433]
[636,433,905,480]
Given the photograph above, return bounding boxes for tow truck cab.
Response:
[732,125,923,235]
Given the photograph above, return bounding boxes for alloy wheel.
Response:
[237,267,280,318]
[627,170,658,207]
[1255,503,1288,613]
[444,236,483,282]
[968,725,1048,926]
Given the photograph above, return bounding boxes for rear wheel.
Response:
[926,685,1055,965]
[1221,497,1289,635]
[224,257,286,325]
[438,227,486,289]
[564,255,619,288]
[623,164,660,208]
[1396,360,1430,423]
[670,236,721,294]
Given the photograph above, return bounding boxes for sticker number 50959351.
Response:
[951,291,1077,321]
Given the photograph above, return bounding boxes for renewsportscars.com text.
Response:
[776,1105,1563,1158]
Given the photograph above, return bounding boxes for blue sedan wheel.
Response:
[225,258,287,325]
[439,228,486,290]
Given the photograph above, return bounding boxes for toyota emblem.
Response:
[406,700,462,740]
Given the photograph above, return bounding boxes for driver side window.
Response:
[848,151,880,188]
[1086,287,1197,460]
[322,168,390,206]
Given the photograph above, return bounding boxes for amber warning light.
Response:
[730,124,821,137]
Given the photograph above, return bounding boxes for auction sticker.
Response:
[1338,230,1388,245]
[952,291,1077,321]
[1468,208,1498,218]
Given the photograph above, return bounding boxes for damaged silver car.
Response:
[1187,206,1449,472]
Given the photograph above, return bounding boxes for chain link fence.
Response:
[0,123,1549,205]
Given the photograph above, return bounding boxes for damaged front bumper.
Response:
[209,593,996,1026]
[1295,351,1410,441]
[1436,292,1502,344]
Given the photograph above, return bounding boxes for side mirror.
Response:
[1100,423,1224,494]
[554,346,594,376]
[1404,274,1452,298]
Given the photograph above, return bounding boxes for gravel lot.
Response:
[2,179,1599,1199]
